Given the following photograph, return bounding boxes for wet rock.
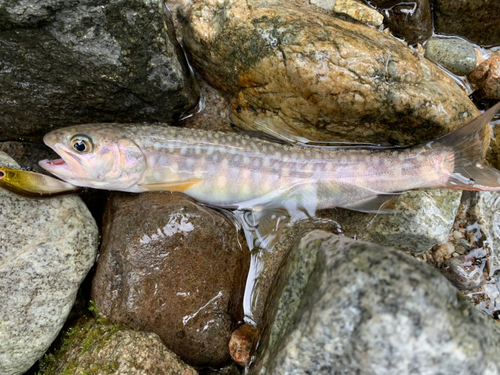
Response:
[91,192,250,368]
[237,212,341,326]
[229,323,260,366]
[0,0,199,142]
[330,0,384,27]
[38,317,198,375]
[366,0,432,45]
[469,56,500,100]
[184,0,480,146]
[424,37,478,76]
[434,0,500,47]
[332,189,462,254]
[440,254,487,290]
[253,231,500,374]
[466,191,500,270]
[0,152,98,375]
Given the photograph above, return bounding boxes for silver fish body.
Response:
[39,103,500,213]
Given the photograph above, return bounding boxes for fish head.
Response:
[39,124,146,191]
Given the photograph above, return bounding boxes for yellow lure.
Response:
[0,167,81,197]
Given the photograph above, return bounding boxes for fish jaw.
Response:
[39,142,92,186]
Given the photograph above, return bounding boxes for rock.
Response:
[253,231,500,374]
[91,192,250,368]
[0,152,98,375]
[0,0,199,142]
[330,189,462,254]
[434,0,500,47]
[183,0,481,147]
[469,56,500,100]
[424,37,478,76]
[229,323,260,366]
[466,191,500,271]
[309,0,336,11]
[331,0,384,27]
[0,141,59,174]
[366,0,432,45]
[235,211,341,326]
[38,317,198,375]
[440,254,487,290]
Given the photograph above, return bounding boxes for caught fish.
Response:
[39,103,500,216]
[0,166,81,197]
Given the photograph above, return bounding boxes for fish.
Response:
[39,103,500,217]
[0,166,81,197]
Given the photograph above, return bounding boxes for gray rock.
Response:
[332,189,462,254]
[466,191,500,270]
[434,0,500,47]
[0,0,199,142]
[0,152,98,375]
[253,231,500,375]
[424,37,478,76]
[38,317,198,375]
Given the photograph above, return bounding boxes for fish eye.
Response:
[70,135,93,154]
[0,170,4,178]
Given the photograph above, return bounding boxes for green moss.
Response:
[37,302,124,375]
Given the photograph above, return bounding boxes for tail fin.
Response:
[435,102,500,191]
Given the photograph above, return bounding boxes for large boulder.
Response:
[183,0,481,146]
[253,231,500,374]
[0,152,98,375]
[91,192,250,368]
[0,0,200,142]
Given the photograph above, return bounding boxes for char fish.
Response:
[39,103,500,215]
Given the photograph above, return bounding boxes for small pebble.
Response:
[229,324,260,366]
[453,230,463,240]
[440,255,486,290]
[469,56,500,100]
[424,37,477,76]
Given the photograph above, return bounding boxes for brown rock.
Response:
[469,56,500,100]
[91,192,250,368]
[434,0,500,47]
[440,255,487,290]
[229,324,260,366]
[366,0,432,45]
[184,0,481,147]
[39,317,198,375]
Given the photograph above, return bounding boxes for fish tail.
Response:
[436,102,500,191]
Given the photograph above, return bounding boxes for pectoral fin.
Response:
[139,178,202,192]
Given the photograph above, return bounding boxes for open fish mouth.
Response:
[39,153,80,179]
[39,158,69,171]
[41,158,67,166]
